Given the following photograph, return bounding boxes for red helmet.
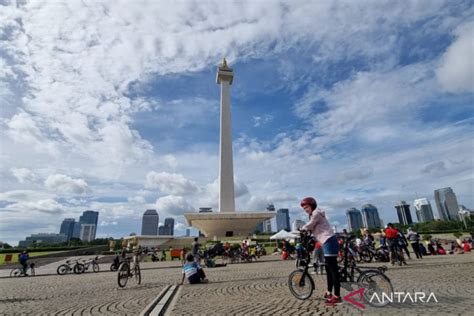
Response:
[300,197,317,210]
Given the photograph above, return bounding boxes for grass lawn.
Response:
[0,251,68,265]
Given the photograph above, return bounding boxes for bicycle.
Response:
[117,254,141,288]
[74,256,100,274]
[10,262,35,277]
[288,232,394,307]
[57,258,85,275]
[388,240,406,266]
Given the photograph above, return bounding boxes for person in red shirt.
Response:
[384,223,403,265]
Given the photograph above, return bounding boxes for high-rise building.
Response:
[158,225,166,235]
[75,210,99,241]
[72,222,81,239]
[141,209,159,235]
[434,187,460,221]
[258,204,275,233]
[164,217,175,236]
[60,218,75,242]
[186,229,191,237]
[414,198,435,223]
[361,204,381,229]
[80,210,99,225]
[276,208,290,231]
[346,208,363,232]
[395,201,413,225]
[80,224,96,242]
[18,233,68,248]
[292,220,306,231]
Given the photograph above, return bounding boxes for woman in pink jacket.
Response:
[301,197,341,306]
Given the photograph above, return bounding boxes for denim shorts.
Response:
[322,236,339,257]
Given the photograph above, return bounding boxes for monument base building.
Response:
[184,212,275,239]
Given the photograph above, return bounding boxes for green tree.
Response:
[453,232,463,239]
[2,243,13,249]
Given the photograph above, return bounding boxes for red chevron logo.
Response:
[343,287,366,309]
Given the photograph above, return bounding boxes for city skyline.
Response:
[1,1,472,245]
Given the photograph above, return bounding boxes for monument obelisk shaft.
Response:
[216,59,235,213]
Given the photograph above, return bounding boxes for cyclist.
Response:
[300,197,341,306]
[19,251,29,275]
[385,223,405,265]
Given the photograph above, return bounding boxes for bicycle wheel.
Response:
[57,264,69,275]
[288,270,314,300]
[74,263,85,274]
[92,262,100,273]
[10,268,22,277]
[133,264,141,285]
[117,262,129,288]
[357,270,393,307]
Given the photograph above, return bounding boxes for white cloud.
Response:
[155,195,195,216]
[436,21,474,92]
[145,171,199,195]
[295,63,436,143]
[10,167,39,184]
[44,174,89,195]
[0,190,54,202]
[252,115,273,127]
[7,199,64,214]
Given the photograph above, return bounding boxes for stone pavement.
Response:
[0,254,472,315]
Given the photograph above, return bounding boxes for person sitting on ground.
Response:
[427,241,436,255]
[436,242,446,255]
[181,253,208,284]
[463,240,471,252]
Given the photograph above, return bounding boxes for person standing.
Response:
[192,237,201,263]
[406,228,422,259]
[300,197,341,306]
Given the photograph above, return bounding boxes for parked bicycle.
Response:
[117,253,141,288]
[288,232,393,307]
[74,256,100,274]
[57,259,85,275]
[10,262,35,277]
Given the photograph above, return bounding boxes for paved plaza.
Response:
[0,253,473,315]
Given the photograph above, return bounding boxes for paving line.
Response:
[140,285,180,316]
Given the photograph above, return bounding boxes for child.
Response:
[181,253,208,284]
[312,241,325,274]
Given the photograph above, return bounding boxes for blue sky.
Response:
[0,1,473,245]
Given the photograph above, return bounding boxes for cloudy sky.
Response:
[1,0,473,245]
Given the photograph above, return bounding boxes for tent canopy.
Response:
[270,229,298,240]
